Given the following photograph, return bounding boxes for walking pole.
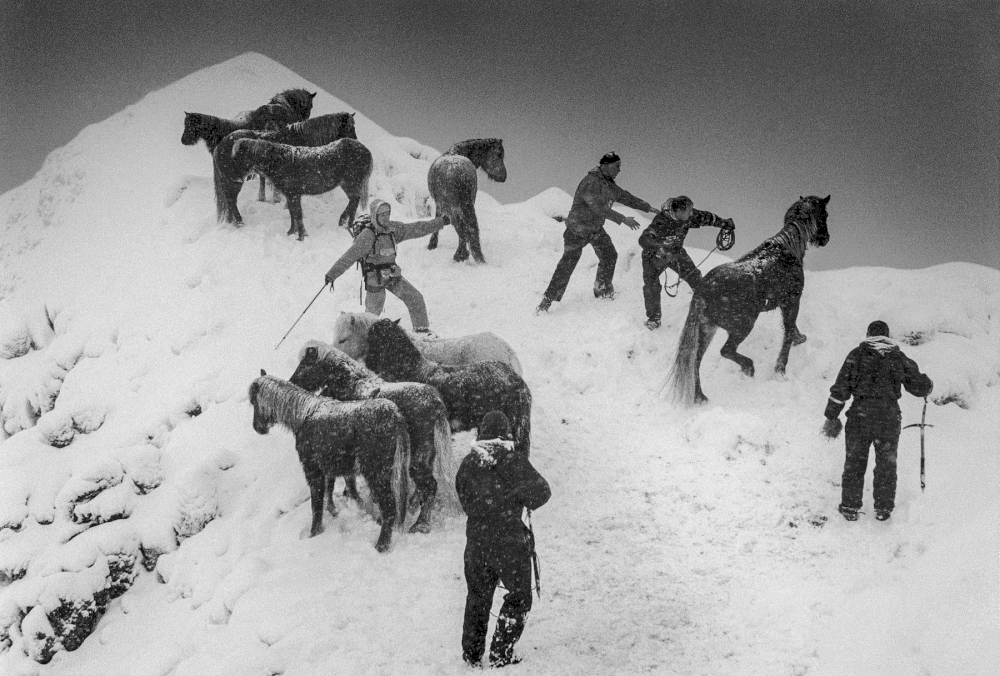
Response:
[902,397,933,492]
[275,283,328,350]
[527,509,541,598]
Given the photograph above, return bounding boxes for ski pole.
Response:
[902,397,933,492]
[275,283,328,350]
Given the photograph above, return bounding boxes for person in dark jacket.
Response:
[456,411,551,668]
[638,196,734,329]
[325,199,448,334]
[823,320,933,521]
[536,152,657,313]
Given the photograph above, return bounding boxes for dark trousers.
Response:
[641,249,702,321]
[841,410,902,513]
[543,227,618,301]
[462,536,533,662]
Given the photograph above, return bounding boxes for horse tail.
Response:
[431,412,459,512]
[213,136,247,224]
[391,426,410,529]
[359,159,371,215]
[664,295,716,406]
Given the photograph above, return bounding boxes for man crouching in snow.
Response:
[457,411,551,668]
[822,320,933,522]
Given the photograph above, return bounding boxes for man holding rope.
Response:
[638,196,734,330]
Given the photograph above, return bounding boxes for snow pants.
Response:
[543,227,618,301]
[365,275,430,331]
[841,408,902,513]
[641,248,702,321]
[462,534,533,663]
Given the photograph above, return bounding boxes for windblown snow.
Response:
[0,52,997,676]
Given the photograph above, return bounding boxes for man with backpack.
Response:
[324,199,448,335]
[536,152,657,313]
[823,320,934,521]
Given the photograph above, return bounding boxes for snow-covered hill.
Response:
[1,53,997,675]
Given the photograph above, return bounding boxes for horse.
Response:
[364,319,532,458]
[427,139,507,263]
[290,342,455,533]
[332,311,523,376]
[212,112,358,203]
[181,89,316,202]
[666,195,831,406]
[219,137,373,240]
[248,373,409,552]
[180,89,316,153]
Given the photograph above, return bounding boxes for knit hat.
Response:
[599,152,621,166]
[477,410,512,440]
[866,320,890,337]
[664,196,693,212]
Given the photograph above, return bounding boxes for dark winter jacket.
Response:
[825,337,933,419]
[456,439,551,544]
[639,209,727,254]
[565,167,652,236]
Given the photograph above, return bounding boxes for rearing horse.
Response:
[427,139,507,264]
[667,195,831,406]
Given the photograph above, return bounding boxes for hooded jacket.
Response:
[456,439,551,544]
[825,336,933,419]
[639,208,728,254]
[565,167,652,236]
[325,199,446,282]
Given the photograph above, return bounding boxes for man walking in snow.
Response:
[638,196,734,330]
[536,152,657,313]
[325,199,448,335]
[822,320,933,521]
[457,411,551,668]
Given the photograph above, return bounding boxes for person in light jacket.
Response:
[325,199,448,334]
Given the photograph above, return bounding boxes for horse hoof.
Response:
[375,539,391,553]
[409,521,432,534]
[792,333,807,346]
[694,394,709,405]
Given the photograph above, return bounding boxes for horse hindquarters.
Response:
[213,154,244,225]
[359,426,410,552]
[667,295,717,406]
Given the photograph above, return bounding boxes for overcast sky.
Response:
[2,0,997,270]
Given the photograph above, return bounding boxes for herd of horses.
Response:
[187,88,832,551]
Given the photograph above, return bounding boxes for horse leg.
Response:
[303,460,326,537]
[428,203,440,249]
[339,191,361,229]
[287,195,307,240]
[408,431,437,534]
[343,475,361,503]
[257,175,266,202]
[453,208,470,263]
[777,298,805,375]
[719,322,756,378]
[465,208,486,264]
[324,476,338,518]
[361,460,396,552]
[693,316,717,403]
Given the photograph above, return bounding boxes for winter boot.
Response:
[875,509,892,521]
[535,297,552,314]
[838,504,859,522]
[488,612,526,668]
[414,327,439,339]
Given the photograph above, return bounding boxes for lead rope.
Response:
[662,225,735,297]
[662,246,719,297]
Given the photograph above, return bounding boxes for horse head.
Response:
[482,139,507,183]
[248,376,273,435]
[180,112,199,145]
[364,319,420,380]
[341,112,358,140]
[811,195,830,247]
[289,344,328,393]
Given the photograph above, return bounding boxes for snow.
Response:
[1,52,998,675]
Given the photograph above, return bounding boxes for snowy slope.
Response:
[1,53,998,676]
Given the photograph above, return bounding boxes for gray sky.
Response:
[2,0,997,270]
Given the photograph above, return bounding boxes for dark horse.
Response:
[667,195,831,406]
[180,89,316,153]
[249,373,409,552]
[212,112,358,203]
[290,342,452,533]
[427,139,507,264]
[364,319,532,458]
[219,137,372,240]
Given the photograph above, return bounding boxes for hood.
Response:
[467,439,515,467]
[861,335,899,356]
[369,199,391,230]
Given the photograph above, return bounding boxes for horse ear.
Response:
[822,195,830,204]
[393,318,401,326]
[305,346,318,362]
[261,369,267,376]
[799,196,804,201]
[310,92,317,99]
[350,112,356,118]
[340,310,346,315]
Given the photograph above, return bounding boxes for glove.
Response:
[623,216,640,231]
[325,275,335,291]
[822,417,842,439]
[723,218,735,229]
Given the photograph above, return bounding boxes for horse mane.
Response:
[762,198,820,261]
[447,139,502,167]
[250,375,330,434]
[269,88,315,119]
[284,113,357,145]
[369,320,427,374]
